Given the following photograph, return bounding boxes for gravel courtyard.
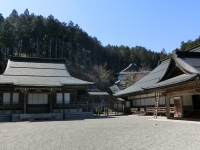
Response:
[0,115,200,150]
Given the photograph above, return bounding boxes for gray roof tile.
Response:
[0,57,94,87]
[114,58,171,96]
[174,51,200,73]
[143,74,197,90]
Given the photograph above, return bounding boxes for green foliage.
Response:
[67,61,114,91]
[123,64,150,89]
[0,9,170,90]
[179,37,200,51]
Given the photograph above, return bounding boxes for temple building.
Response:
[115,45,200,119]
[0,57,95,121]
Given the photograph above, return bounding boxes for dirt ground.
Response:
[0,115,200,150]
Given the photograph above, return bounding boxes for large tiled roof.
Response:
[117,63,139,74]
[114,58,171,97]
[143,74,197,90]
[173,51,200,73]
[0,57,94,87]
[109,84,121,94]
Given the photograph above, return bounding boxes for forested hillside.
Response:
[0,9,168,69]
[0,9,170,90]
[179,37,200,51]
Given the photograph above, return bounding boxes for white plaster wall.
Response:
[3,93,10,103]
[132,100,136,106]
[136,100,140,106]
[182,95,193,106]
[132,97,156,106]
[114,103,123,111]
[170,98,174,104]
[147,97,155,105]
[141,94,147,98]
[13,93,19,103]
[141,99,145,105]
[148,93,155,97]
[144,99,149,105]
[126,101,130,107]
[118,75,126,81]
[28,94,48,104]
[159,96,165,105]
[135,95,140,99]
[128,96,134,100]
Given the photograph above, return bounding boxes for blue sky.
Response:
[0,0,200,53]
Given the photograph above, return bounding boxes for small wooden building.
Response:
[116,63,139,84]
[0,57,95,122]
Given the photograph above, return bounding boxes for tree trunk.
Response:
[62,37,64,58]
[76,46,79,65]
[13,40,15,56]
[84,49,86,67]
[36,36,39,57]
[68,42,70,60]
[90,50,92,68]
[55,36,57,58]
[49,38,51,58]
[19,39,22,56]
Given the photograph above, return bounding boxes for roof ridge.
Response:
[3,74,70,77]
[10,57,66,63]
[9,66,66,70]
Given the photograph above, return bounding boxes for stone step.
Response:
[20,113,53,121]
[0,115,10,122]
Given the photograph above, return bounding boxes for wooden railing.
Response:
[146,107,174,116]
[0,102,23,107]
[130,108,138,114]
[131,107,175,116]
[55,101,89,106]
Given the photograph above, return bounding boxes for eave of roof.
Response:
[173,51,200,74]
[10,57,66,63]
[87,92,109,96]
[114,58,172,97]
[142,74,198,90]
[0,57,94,87]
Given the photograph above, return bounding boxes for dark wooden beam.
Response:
[10,87,13,122]
[62,90,65,120]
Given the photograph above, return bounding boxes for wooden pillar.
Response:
[117,102,119,115]
[123,103,125,115]
[24,92,27,114]
[166,96,170,119]
[10,87,13,122]
[50,93,53,113]
[75,90,77,101]
[87,101,88,112]
[62,90,65,120]
[107,98,109,116]
[180,96,183,117]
